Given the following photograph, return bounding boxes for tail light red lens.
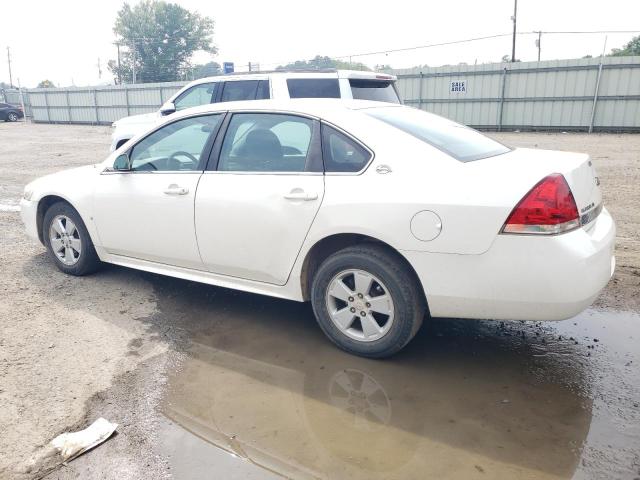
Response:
[502,173,580,235]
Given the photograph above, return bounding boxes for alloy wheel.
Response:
[325,269,395,342]
[49,215,82,265]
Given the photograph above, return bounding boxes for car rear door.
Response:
[194,111,324,285]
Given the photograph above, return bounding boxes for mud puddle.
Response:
[145,277,639,480]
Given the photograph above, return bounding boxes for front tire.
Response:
[311,245,425,358]
[7,112,19,122]
[43,202,101,276]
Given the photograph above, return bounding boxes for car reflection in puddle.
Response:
[149,277,637,480]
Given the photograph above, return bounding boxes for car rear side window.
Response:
[287,79,340,99]
[321,125,371,173]
[366,107,510,162]
[218,113,315,172]
[220,80,260,102]
[349,79,400,103]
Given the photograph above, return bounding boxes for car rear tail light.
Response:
[501,174,580,235]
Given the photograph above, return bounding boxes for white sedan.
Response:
[20,99,615,357]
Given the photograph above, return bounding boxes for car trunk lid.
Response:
[471,147,602,228]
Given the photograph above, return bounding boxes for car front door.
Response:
[0,103,8,120]
[195,112,324,285]
[93,113,224,269]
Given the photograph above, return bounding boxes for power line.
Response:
[331,29,639,61]
[533,30,640,34]
[107,28,640,79]
[333,33,515,60]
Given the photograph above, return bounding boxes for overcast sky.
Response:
[1,0,639,87]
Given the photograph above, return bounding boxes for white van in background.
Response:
[110,70,399,152]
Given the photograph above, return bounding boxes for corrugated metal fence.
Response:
[22,56,640,132]
[27,81,187,125]
[392,56,640,132]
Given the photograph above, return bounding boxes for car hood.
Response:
[113,111,160,128]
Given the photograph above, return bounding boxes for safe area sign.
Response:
[450,80,466,93]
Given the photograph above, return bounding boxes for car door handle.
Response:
[163,184,189,195]
[284,190,318,201]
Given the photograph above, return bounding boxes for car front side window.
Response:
[217,113,315,172]
[174,83,217,111]
[128,114,222,172]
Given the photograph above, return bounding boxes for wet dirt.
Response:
[1,124,639,479]
[148,278,640,480]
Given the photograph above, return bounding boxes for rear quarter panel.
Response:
[304,113,514,255]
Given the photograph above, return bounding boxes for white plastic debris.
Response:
[51,418,118,463]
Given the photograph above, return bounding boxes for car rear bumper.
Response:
[402,207,616,321]
[20,198,40,243]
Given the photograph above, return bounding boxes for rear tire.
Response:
[43,202,101,276]
[311,245,425,358]
[7,112,19,122]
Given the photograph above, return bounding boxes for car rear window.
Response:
[349,79,400,103]
[366,107,510,162]
[287,79,340,99]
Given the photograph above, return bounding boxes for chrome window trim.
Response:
[103,108,376,176]
[101,170,204,175]
[201,171,323,176]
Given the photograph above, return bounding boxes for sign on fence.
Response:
[450,80,466,93]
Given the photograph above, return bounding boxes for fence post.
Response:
[589,61,604,134]
[44,91,50,122]
[417,72,424,109]
[125,86,131,116]
[497,67,508,131]
[93,89,99,125]
[65,90,72,124]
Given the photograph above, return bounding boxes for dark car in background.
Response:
[0,103,24,122]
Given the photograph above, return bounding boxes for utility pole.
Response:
[536,31,542,61]
[97,57,102,79]
[7,47,13,87]
[511,0,518,62]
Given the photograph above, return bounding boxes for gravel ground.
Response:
[0,123,638,480]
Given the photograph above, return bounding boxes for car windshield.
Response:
[349,79,400,103]
[366,107,511,162]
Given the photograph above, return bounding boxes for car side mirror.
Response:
[160,102,176,116]
[113,153,131,171]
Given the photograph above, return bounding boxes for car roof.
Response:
[170,98,404,120]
